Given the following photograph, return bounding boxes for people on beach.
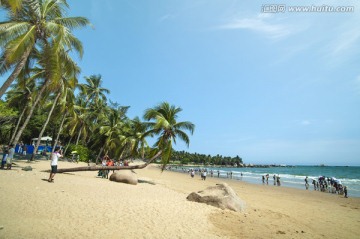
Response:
[18,141,23,154]
[1,145,8,169]
[6,144,15,170]
[266,174,269,184]
[190,170,195,178]
[262,175,265,184]
[48,147,63,183]
[344,186,348,198]
[273,174,276,185]
[276,175,281,186]
[305,176,309,190]
[22,144,27,156]
[201,170,207,180]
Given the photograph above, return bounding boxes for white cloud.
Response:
[217,14,294,39]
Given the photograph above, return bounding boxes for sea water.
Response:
[171,166,360,198]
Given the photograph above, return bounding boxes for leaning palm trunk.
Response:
[30,92,61,160]
[75,124,83,145]
[52,112,67,154]
[9,106,27,144]
[62,135,74,156]
[13,80,49,146]
[95,145,105,165]
[0,46,33,98]
[56,150,162,173]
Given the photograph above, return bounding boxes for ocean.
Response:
[170,165,360,198]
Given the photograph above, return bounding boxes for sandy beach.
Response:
[0,158,359,239]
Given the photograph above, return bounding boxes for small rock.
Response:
[22,166,32,171]
[0,226,4,230]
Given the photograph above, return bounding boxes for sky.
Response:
[2,0,360,166]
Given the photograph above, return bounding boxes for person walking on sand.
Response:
[48,147,63,183]
[6,144,15,170]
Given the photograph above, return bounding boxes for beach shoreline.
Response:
[0,159,359,239]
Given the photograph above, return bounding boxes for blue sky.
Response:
[2,0,360,165]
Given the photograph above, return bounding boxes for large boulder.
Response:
[109,171,138,185]
[186,183,245,212]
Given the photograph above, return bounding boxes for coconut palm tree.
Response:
[143,102,195,170]
[78,75,110,106]
[0,0,89,97]
[55,102,195,173]
[5,75,35,144]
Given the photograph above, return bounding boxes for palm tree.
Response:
[5,75,35,144]
[54,102,195,173]
[78,75,110,105]
[11,39,81,147]
[0,0,89,98]
[143,102,195,170]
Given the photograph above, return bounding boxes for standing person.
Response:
[48,147,63,183]
[22,144,27,156]
[305,176,309,190]
[18,141,23,154]
[273,174,276,185]
[6,144,15,170]
[203,170,207,180]
[266,174,269,184]
[344,186,348,198]
[276,175,281,186]
[1,145,8,169]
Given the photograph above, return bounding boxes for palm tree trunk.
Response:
[30,92,61,160]
[63,134,74,156]
[0,45,33,98]
[9,106,26,144]
[13,80,49,146]
[95,145,105,165]
[52,112,67,154]
[75,124,83,145]
[56,150,162,173]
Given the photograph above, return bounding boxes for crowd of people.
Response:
[97,154,130,179]
[261,174,281,186]
[305,176,348,198]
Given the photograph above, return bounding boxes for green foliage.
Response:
[180,157,190,165]
[0,100,18,143]
[66,144,91,162]
[172,150,243,166]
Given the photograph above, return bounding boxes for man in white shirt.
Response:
[7,144,15,170]
[48,147,63,183]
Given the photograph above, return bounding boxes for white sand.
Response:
[0,159,359,239]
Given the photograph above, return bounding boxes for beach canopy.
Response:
[31,136,52,141]
[31,136,52,145]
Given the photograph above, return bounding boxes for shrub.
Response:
[66,144,91,162]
